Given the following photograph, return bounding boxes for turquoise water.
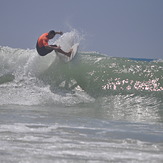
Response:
[0,31,163,162]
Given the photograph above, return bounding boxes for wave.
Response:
[0,31,163,106]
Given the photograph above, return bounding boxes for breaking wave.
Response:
[0,31,162,108]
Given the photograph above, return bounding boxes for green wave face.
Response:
[40,52,163,98]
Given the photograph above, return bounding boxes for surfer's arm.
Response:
[45,45,61,50]
[55,31,63,35]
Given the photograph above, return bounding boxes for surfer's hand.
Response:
[60,31,63,35]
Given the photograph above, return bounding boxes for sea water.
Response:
[0,31,163,163]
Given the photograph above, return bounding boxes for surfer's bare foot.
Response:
[66,49,73,57]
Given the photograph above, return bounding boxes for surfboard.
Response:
[56,43,79,63]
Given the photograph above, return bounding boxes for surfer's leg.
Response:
[51,45,72,57]
[55,48,72,57]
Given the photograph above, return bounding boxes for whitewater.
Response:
[0,31,163,163]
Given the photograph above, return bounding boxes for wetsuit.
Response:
[36,33,53,56]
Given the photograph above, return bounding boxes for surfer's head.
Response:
[48,30,56,39]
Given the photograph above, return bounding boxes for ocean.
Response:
[0,31,163,163]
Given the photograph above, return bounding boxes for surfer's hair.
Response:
[48,30,56,35]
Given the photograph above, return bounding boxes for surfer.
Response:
[36,30,72,57]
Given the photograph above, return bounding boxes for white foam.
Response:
[54,29,80,51]
[0,31,94,106]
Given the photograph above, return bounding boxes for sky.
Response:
[0,0,163,59]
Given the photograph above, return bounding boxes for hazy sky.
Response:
[0,0,163,59]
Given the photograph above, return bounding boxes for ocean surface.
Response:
[0,31,163,163]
